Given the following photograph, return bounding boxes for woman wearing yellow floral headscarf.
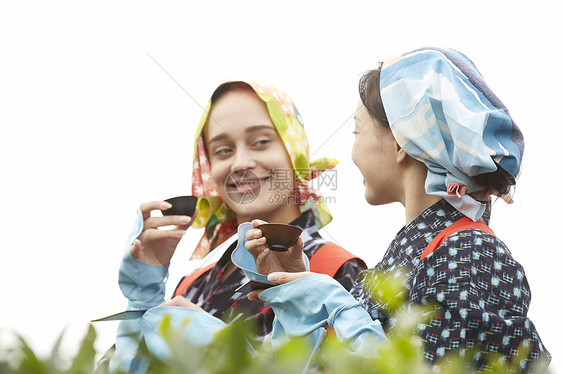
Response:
[108,81,366,372]
[188,80,339,259]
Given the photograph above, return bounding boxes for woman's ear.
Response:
[394,141,408,164]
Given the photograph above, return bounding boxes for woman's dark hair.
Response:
[358,64,516,198]
[358,63,390,129]
[473,166,515,199]
[210,81,254,104]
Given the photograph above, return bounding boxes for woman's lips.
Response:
[227,177,268,194]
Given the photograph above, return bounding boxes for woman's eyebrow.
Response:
[207,133,229,145]
[245,125,276,133]
[208,125,275,145]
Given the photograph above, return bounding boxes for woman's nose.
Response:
[230,148,257,172]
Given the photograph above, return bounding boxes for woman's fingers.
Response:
[129,239,142,257]
[144,215,192,230]
[244,234,275,274]
[141,227,186,241]
[245,229,267,256]
[246,272,313,301]
[268,271,313,284]
[287,237,304,259]
[159,296,204,311]
[247,289,263,302]
[140,201,172,220]
[245,227,263,241]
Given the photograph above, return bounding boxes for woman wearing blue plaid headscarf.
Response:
[244,47,550,371]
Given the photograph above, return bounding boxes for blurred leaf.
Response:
[46,326,69,371]
[271,337,312,373]
[64,324,96,374]
[0,269,551,374]
[16,335,49,374]
[363,269,408,313]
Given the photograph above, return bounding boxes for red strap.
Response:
[309,242,366,277]
[174,243,365,296]
[420,217,495,261]
[173,261,217,297]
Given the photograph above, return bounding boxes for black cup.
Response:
[162,196,198,217]
[257,223,302,252]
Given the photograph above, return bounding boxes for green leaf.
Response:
[64,324,96,374]
[16,335,49,374]
[0,271,550,374]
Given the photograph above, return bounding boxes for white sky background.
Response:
[1,0,560,371]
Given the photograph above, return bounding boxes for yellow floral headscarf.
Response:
[189,81,338,259]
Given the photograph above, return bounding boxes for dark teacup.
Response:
[257,223,302,252]
[162,196,198,217]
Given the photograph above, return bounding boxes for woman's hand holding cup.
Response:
[244,219,306,275]
[129,200,194,267]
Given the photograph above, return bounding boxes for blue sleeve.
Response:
[117,208,169,308]
[110,209,168,373]
[141,307,228,359]
[110,248,170,372]
[259,274,387,356]
[118,250,168,309]
[110,210,239,373]
[110,307,228,373]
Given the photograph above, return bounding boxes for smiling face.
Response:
[351,100,403,205]
[203,87,300,224]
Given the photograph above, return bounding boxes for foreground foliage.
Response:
[1,271,551,373]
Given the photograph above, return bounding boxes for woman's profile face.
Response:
[351,100,402,205]
[204,88,299,223]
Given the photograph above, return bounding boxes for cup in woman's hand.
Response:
[257,223,302,252]
[162,196,198,217]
